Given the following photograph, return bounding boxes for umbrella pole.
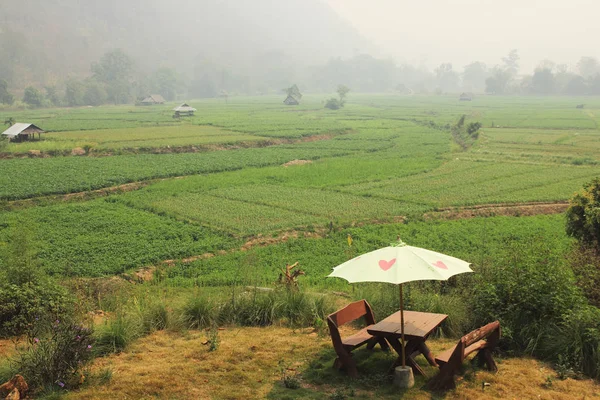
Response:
[400,283,406,368]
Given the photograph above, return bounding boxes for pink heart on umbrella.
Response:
[433,261,448,270]
[378,259,396,271]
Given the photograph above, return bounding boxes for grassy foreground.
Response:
[65,326,600,400]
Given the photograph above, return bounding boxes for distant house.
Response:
[1,123,45,142]
[140,94,166,105]
[459,93,473,101]
[173,103,197,117]
[283,95,299,106]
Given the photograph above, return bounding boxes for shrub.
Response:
[0,226,74,337]
[13,322,94,392]
[467,122,482,136]
[566,178,600,249]
[0,281,73,338]
[324,98,341,110]
[568,245,600,307]
[470,236,585,352]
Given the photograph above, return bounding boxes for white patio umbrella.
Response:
[328,239,472,368]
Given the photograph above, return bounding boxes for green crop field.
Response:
[1,94,599,278]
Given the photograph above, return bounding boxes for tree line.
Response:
[2,49,600,108]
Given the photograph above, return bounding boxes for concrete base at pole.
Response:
[393,366,414,389]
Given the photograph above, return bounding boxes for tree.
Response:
[4,117,15,126]
[283,84,302,100]
[23,87,44,107]
[531,68,555,95]
[434,63,460,93]
[577,57,600,79]
[485,68,512,94]
[336,85,350,106]
[64,80,85,107]
[92,49,134,104]
[563,75,588,95]
[0,80,14,105]
[83,80,108,106]
[566,178,600,250]
[152,68,180,101]
[462,62,488,92]
[45,86,61,106]
[502,49,520,76]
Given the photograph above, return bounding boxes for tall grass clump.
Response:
[94,314,143,356]
[538,306,600,379]
[181,295,216,329]
[130,296,169,334]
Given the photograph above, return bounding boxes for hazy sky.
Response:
[325,0,598,73]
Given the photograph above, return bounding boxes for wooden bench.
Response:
[327,300,389,377]
[428,320,501,390]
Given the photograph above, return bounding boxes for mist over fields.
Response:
[1,0,600,100]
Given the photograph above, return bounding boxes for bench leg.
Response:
[478,349,497,372]
[332,353,359,378]
[428,363,457,391]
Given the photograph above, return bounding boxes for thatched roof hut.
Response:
[140,94,166,105]
[1,123,45,141]
[283,95,299,105]
[173,103,197,117]
[459,92,473,101]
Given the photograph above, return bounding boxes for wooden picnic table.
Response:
[367,310,448,376]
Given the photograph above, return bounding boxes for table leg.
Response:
[386,337,427,376]
[418,341,438,367]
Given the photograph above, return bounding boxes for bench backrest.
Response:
[327,300,375,329]
[449,320,500,364]
[461,321,501,348]
[327,300,376,350]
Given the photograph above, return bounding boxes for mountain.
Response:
[0,0,374,88]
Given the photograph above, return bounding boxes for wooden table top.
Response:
[367,310,448,340]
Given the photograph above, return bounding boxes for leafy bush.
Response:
[467,122,482,136]
[568,245,600,307]
[0,281,73,338]
[566,178,600,249]
[0,225,74,337]
[470,236,585,352]
[13,322,94,392]
[325,98,341,110]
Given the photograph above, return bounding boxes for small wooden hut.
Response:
[283,95,299,106]
[173,103,197,118]
[140,94,166,105]
[1,123,45,142]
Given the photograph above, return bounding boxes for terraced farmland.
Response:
[1,95,599,278]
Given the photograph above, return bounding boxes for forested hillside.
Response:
[0,0,372,90]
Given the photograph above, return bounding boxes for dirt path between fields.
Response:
[424,201,569,220]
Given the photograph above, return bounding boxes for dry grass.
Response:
[65,327,600,400]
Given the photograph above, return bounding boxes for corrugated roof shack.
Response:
[173,103,196,118]
[139,94,166,105]
[1,123,45,142]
